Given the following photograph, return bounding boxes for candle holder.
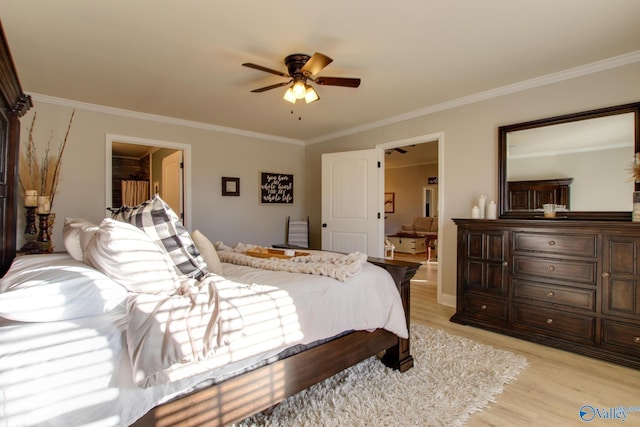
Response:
[37,213,53,253]
[20,206,40,253]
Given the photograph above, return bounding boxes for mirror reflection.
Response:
[507,113,635,211]
[499,102,640,220]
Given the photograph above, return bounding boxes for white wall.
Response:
[17,101,306,251]
[305,62,640,304]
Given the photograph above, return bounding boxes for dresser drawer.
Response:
[463,293,508,321]
[601,320,640,356]
[513,279,596,311]
[513,232,597,257]
[512,303,595,343]
[512,255,597,285]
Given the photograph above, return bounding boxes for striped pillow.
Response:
[117,195,208,279]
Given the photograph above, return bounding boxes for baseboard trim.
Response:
[438,292,456,308]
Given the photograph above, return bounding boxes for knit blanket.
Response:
[214,242,368,282]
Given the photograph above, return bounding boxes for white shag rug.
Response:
[233,324,527,427]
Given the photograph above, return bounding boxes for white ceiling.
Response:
[1,1,639,143]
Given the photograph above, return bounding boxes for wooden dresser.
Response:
[451,218,640,369]
[507,178,573,210]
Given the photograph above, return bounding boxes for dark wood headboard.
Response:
[0,21,32,276]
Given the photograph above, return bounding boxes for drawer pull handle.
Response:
[634,337,640,344]
[547,291,555,297]
[546,318,554,325]
[602,272,610,278]
[502,261,508,267]
[548,265,555,271]
[548,240,556,246]
[480,304,487,310]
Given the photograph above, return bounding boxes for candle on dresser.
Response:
[478,195,486,219]
[24,190,38,207]
[471,205,480,219]
[487,200,497,219]
[37,196,51,213]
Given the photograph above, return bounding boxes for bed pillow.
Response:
[116,195,208,279]
[0,253,128,322]
[191,230,222,275]
[84,218,180,294]
[63,218,99,261]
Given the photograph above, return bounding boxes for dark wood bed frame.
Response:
[0,22,417,426]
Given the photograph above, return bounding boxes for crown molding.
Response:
[307,50,640,145]
[28,93,306,146]
[28,50,640,147]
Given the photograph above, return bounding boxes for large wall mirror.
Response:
[498,102,640,220]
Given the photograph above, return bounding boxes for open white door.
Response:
[321,149,384,257]
[162,151,183,223]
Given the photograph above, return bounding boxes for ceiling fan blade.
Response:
[395,147,408,154]
[301,52,333,76]
[314,76,361,88]
[242,62,289,77]
[251,81,291,93]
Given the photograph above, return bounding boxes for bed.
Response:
[0,23,418,427]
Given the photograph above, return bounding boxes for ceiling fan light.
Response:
[292,80,307,99]
[304,85,319,103]
[283,87,296,103]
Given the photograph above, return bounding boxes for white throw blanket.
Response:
[215,242,368,282]
[125,272,306,388]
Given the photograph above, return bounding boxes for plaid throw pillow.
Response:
[117,195,209,279]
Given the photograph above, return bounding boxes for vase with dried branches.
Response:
[18,109,75,251]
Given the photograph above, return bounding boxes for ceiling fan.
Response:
[242,52,361,104]
[385,147,408,155]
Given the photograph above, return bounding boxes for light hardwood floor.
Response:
[394,253,640,427]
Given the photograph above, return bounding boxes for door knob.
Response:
[322,223,327,228]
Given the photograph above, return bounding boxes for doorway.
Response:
[423,186,438,217]
[424,187,433,217]
[377,132,444,302]
[161,151,183,217]
[105,134,192,227]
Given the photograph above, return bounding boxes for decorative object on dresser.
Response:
[452,217,640,370]
[18,110,75,212]
[16,109,75,253]
[20,190,39,253]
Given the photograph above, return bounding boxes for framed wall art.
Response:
[222,177,240,196]
[260,172,294,204]
[385,192,395,213]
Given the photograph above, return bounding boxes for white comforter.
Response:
[126,261,408,388]
[1,261,407,427]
